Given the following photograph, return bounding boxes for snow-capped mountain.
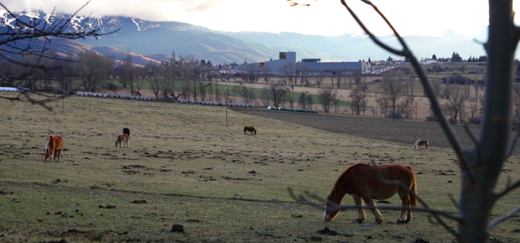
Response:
[0,9,489,65]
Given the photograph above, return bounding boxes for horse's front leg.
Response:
[362,195,383,224]
[352,195,366,223]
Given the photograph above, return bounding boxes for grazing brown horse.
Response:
[324,163,417,224]
[44,135,63,162]
[413,140,429,149]
[115,134,129,148]
[244,126,257,135]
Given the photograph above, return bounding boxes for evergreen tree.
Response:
[432,54,437,60]
[451,52,463,62]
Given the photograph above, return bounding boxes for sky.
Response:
[0,0,509,38]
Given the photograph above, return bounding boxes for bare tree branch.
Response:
[448,193,459,210]
[288,188,461,222]
[488,205,520,229]
[464,124,482,162]
[493,179,520,202]
[0,1,118,110]
[338,0,473,183]
[506,88,520,158]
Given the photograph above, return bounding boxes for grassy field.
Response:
[1,93,520,243]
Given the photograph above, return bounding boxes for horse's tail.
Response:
[253,128,256,135]
[413,140,419,149]
[409,167,417,207]
[44,135,51,151]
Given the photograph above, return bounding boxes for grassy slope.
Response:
[0,93,519,242]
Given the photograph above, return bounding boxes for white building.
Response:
[236,52,372,75]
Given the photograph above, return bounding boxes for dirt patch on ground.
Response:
[231,107,482,150]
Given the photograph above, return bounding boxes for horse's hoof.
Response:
[353,219,364,224]
[375,219,383,224]
[396,219,408,224]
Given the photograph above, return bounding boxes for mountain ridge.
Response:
[1,10,489,65]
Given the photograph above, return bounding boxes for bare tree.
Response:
[306,95,314,110]
[76,51,114,92]
[375,94,390,117]
[315,74,325,88]
[443,85,468,122]
[243,64,261,83]
[298,92,308,109]
[381,70,407,112]
[268,80,289,107]
[319,88,335,113]
[145,61,161,98]
[260,65,271,84]
[397,96,416,119]
[430,79,443,99]
[120,50,135,95]
[0,1,116,109]
[289,1,520,242]
[233,84,256,104]
[349,88,366,115]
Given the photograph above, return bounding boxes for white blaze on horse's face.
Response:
[323,211,332,222]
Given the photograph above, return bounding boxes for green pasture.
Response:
[0,93,519,242]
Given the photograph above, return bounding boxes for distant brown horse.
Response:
[115,134,129,148]
[44,135,63,162]
[244,126,257,135]
[413,140,429,149]
[324,163,417,224]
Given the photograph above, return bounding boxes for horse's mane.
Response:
[44,135,51,150]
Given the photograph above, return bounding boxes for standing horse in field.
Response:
[115,134,129,148]
[44,135,63,162]
[323,163,417,224]
[244,126,257,135]
[413,140,429,149]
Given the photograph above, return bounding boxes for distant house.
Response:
[422,58,438,64]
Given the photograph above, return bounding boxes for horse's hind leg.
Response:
[397,190,411,224]
[361,195,383,224]
[55,149,61,160]
[352,195,366,223]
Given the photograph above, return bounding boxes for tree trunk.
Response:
[458,1,517,242]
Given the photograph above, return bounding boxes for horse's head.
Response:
[323,192,340,222]
[323,204,340,222]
